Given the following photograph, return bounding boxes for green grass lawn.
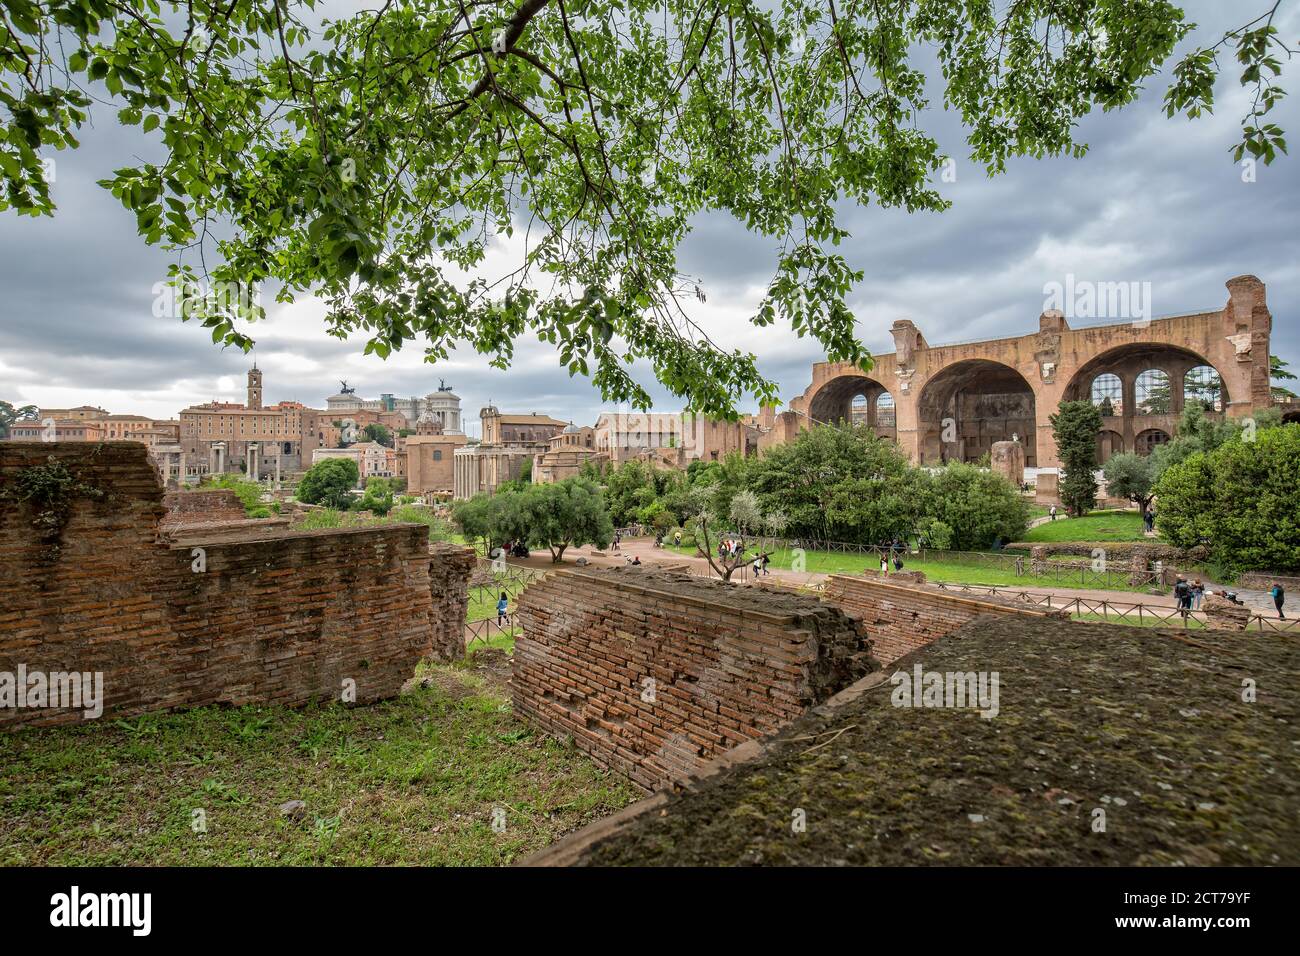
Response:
[1021,510,1149,543]
[666,544,1162,594]
[467,587,506,623]
[0,654,636,866]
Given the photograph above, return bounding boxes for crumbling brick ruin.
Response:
[513,567,875,790]
[160,489,248,527]
[427,542,478,659]
[820,574,1068,665]
[0,442,474,729]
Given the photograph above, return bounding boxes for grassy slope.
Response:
[0,654,637,866]
[1022,510,1148,543]
[666,545,1160,594]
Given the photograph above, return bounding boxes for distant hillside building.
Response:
[179,366,326,480]
[593,411,759,467]
[35,405,109,422]
[325,383,463,433]
[532,424,601,484]
[453,406,569,499]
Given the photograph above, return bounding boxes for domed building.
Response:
[415,410,445,436]
[421,387,463,434]
[531,421,602,485]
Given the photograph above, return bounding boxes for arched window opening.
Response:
[1184,365,1223,413]
[1135,429,1171,456]
[1090,373,1123,416]
[1135,369,1171,416]
[876,392,896,428]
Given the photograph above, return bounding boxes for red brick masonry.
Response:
[160,489,248,528]
[513,566,875,790]
[0,442,473,728]
[820,574,1068,665]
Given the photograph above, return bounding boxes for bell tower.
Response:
[247,364,263,410]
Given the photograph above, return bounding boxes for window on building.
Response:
[1184,365,1223,412]
[1090,373,1123,414]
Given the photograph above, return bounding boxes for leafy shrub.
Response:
[297,458,359,509]
[1154,423,1300,573]
[923,462,1030,550]
[920,518,954,551]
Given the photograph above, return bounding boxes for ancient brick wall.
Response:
[0,442,472,729]
[428,542,477,660]
[513,567,874,790]
[160,489,248,528]
[1238,571,1300,592]
[820,574,1067,666]
[1010,540,1206,564]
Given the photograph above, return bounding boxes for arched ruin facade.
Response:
[790,275,1275,472]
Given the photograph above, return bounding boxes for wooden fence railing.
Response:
[932,583,1296,632]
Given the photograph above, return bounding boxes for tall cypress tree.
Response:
[1050,401,1103,517]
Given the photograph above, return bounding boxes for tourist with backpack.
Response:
[1173,577,1192,618]
[1271,583,1286,619]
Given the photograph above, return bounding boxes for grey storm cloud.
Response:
[0,0,1296,425]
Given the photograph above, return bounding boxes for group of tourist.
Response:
[879,551,906,574]
[1172,576,1206,614]
[1173,576,1287,619]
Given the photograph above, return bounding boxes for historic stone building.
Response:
[34,405,108,422]
[405,432,469,498]
[532,424,602,484]
[179,366,325,480]
[8,420,105,441]
[452,407,569,498]
[789,275,1276,474]
[324,382,463,433]
[592,411,760,468]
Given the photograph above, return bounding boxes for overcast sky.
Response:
[1,1,1296,437]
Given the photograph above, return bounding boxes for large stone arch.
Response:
[789,276,1273,473]
[1062,343,1230,456]
[806,374,897,440]
[917,360,1037,466]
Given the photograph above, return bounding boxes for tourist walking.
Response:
[1050,505,1058,521]
[1191,579,1205,611]
[496,592,510,627]
[1174,577,1192,618]
[1271,582,1286,619]
[880,554,889,575]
